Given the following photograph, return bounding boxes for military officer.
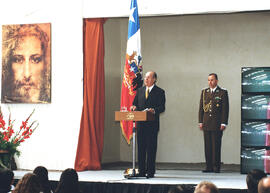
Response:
[198,73,229,173]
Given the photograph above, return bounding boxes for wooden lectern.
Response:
[115,111,154,122]
[115,111,154,178]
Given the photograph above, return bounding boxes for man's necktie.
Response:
[145,88,149,99]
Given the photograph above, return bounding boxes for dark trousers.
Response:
[137,126,158,175]
[203,130,223,170]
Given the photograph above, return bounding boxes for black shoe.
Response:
[146,174,154,178]
[202,169,213,173]
[136,173,146,177]
[214,170,220,173]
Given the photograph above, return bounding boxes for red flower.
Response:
[21,121,27,129]
[3,135,9,141]
[22,131,27,136]
[0,108,38,156]
[0,119,5,129]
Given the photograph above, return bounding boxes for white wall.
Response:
[102,19,122,163]
[103,12,270,165]
[0,0,83,170]
[83,0,270,18]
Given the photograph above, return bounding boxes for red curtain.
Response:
[74,18,106,171]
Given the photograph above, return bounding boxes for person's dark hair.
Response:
[150,71,157,83]
[168,185,185,193]
[208,73,218,80]
[153,71,157,80]
[55,168,80,193]
[33,166,52,193]
[0,169,14,193]
[246,169,267,193]
[13,173,41,193]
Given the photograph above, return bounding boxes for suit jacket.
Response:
[133,85,166,130]
[199,86,229,131]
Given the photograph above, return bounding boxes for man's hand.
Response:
[130,105,136,111]
[199,123,203,131]
[148,108,155,114]
[220,125,226,131]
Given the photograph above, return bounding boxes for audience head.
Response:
[168,185,185,193]
[33,166,52,193]
[55,168,80,193]
[13,173,41,193]
[246,169,267,193]
[0,169,14,193]
[258,177,270,193]
[194,181,219,193]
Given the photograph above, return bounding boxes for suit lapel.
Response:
[207,86,220,99]
[213,86,220,97]
[142,86,147,102]
[205,88,212,100]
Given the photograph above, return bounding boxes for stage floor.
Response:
[14,169,247,190]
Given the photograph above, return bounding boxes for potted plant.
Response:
[0,107,38,169]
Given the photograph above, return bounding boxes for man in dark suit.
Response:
[131,71,166,178]
[199,73,229,173]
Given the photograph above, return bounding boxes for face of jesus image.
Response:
[11,36,44,102]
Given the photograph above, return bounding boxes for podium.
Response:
[115,111,154,178]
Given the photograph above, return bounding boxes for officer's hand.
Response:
[220,125,226,131]
[199,123,203,131]
[130,106,136,111]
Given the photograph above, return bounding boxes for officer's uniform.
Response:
[199,86,229,172]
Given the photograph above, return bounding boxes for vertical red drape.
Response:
[74,18,106,171]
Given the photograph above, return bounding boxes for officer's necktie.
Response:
[145,88,149,99]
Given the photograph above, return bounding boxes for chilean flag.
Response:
[120,0,143,144]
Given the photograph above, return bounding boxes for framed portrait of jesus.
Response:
[2,23,51,103]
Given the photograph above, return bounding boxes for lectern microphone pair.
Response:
[115,111,154,179]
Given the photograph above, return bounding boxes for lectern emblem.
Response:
[126,112,135,120]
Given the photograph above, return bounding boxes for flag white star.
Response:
[130,66,136,72]
[129,7,136,23]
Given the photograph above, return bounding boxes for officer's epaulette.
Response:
[220,87,227,90]
[201,87,210,93]
[202,87,208,90]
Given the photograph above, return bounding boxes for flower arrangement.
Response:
[0,107,39,157]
